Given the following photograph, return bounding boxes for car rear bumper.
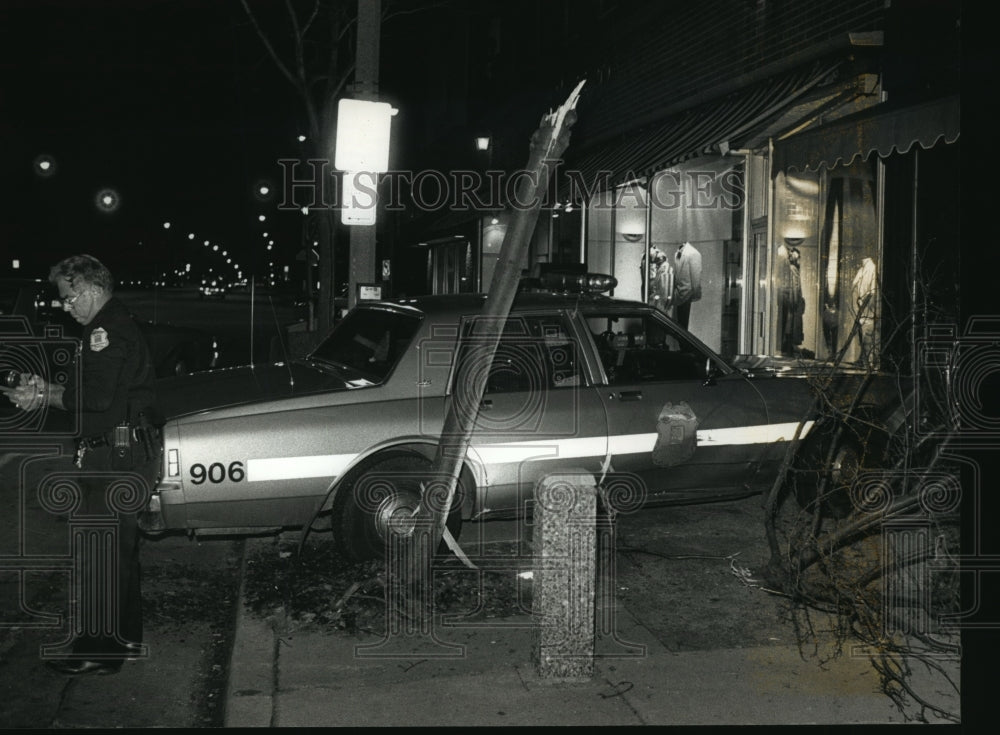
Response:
[138,482,186,532]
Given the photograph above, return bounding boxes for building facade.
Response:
[405,0,959,374]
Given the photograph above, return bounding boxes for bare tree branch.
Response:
[285,0,309,86]
[301,0,322,36]
[240,0,301,92]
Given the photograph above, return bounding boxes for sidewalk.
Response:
[223,544,947,727]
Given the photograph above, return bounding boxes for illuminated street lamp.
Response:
[96,188,120,212]
[163,221,171,229]
[34,154,57,177]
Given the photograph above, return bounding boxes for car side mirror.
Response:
[703,358,719,386]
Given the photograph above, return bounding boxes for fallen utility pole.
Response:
[412,80,586,561]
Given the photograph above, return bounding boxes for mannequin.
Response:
[778,245,805,356]
[672,241,702,330]
[645,246,674,314]
[851,256,878,367]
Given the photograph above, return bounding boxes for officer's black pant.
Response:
[70,444,155,661]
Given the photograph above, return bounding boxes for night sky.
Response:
[0,0,313,282]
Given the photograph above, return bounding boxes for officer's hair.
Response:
[48,254,115,294]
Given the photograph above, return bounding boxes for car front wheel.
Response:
[335,453,462,562]
[793,428,878,519]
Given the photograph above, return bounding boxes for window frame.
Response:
[577,305,733,385]
[448,309,594,397]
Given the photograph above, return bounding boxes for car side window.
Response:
[460,313,582,394]
[585,312,705,384]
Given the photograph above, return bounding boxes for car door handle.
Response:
[616,391,643,401]
[480,399,493,410]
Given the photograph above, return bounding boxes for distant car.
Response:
[138,273,911,561]
[199,283,227,300]
[0,278,218,379]
[140,320,218,377]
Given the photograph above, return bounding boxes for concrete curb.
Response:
[224,538,276,728]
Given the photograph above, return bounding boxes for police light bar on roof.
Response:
[536,271,617,294]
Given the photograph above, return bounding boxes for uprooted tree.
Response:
[759,278,961,723]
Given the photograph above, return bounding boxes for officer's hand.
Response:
[1,378,46,411]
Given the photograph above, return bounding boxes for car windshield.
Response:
[308,306,421,383]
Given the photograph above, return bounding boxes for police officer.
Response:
[2,254,161,676]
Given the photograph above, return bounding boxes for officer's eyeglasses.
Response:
[60,293,82,309]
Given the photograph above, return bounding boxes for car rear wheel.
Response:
[335,453,463,562]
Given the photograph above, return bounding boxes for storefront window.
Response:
[583,159,744,355]
[585,188,615,279]
[551,205,582,264]
[773,159,879,366]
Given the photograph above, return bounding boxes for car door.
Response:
[457,311,609,517]
[579,306,779,499]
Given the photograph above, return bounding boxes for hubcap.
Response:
[373,491,419,541]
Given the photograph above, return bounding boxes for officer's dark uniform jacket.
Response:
[62,296,160,439]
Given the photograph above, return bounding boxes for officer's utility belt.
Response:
[75,421,160,469]
[77,434,111,450]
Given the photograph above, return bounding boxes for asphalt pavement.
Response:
[223,536,959,727]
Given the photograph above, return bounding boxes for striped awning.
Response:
[773,94,960,172]
[559,59,847,198]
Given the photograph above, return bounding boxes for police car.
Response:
[141,273,907,559]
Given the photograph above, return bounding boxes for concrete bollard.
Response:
[532,471,597,681]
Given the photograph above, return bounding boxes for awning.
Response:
[559,58,848,199]
[773,94,960,173]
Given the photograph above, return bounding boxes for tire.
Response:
[793,424,883,519]
[335,453,463,562]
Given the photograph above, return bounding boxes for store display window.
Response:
[773,159,880,366]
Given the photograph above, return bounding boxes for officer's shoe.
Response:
[45,658,123,676]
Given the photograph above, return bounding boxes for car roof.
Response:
[378,291,644,317]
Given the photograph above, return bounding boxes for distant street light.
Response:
[95,188,120,212]
[258,215,266,222]
[188,233,195,240]
[163,221,171,229]
[34,154,56,177]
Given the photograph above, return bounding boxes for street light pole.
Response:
[347,0,381,311]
